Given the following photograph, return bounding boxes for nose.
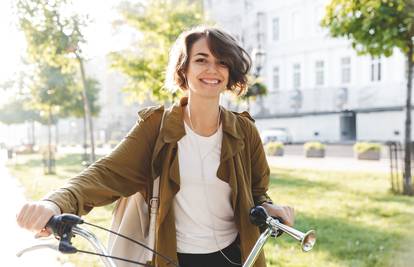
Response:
[205,62,220,73]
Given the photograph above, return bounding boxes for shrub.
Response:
[304,141,325,151]
[264,141,284,156]
[353,142,382,153]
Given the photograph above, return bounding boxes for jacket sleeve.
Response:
[44,107,163,216]
[240,113,273,206]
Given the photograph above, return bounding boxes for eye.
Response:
[195,58,207,63]
[218,61,228,67]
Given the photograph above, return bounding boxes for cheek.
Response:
[222,70,230,84]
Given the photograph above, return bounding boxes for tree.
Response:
[30,63,75,174]
[110,0,205,103]
[321,0,414,195]
[241,76,268,112]
[65,78,101,163]
[0,98,39,125]
[0,95,40,146]
[16,0,100,163]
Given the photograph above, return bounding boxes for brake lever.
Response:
[16,243,59,257]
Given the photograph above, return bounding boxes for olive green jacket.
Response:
[46,97,272,267]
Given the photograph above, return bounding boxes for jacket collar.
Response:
[161,96,245,143]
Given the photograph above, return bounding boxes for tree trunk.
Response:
[82,112,88,162]
[47,105,55,174]
[403,43,414,195]
[76,52,95,163]
[55,120,59,147]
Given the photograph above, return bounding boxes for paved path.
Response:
[267,155,390,173]
[0,151,64,267]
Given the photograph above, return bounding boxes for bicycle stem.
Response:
[243,227,273,267]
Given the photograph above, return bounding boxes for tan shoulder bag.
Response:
[107,111,165,267]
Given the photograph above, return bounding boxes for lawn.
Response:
[8,153,414,267]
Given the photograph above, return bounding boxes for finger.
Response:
[34,229,52,239]
[20,204,36,229]
[24,205,40,231]
[16,203,30,227]
[33,211,53,231]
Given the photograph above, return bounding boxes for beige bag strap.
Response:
[146,109,166,260]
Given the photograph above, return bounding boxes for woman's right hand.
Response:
[16,201,61,237]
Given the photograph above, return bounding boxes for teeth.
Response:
[201,79,219,84]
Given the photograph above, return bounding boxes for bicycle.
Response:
[17,206,316,267]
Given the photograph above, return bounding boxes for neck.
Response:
[185,95,221,137]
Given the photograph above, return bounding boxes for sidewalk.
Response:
[267,155,390,173]
[0,151,64,266]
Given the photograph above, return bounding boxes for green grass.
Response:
[264,168,414,267]
[8,153,414,267]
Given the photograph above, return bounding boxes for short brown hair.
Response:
[165,26,251,95]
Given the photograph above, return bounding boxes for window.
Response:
[341,57,351,84]
[293,63,301,89]
[371,57,381,82]
[273,66,280,91]
[315,60,324,86]
[272,18,279,41]
[256,12,266,45]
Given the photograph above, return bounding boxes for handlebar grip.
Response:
[250,206,284,237]
[45,214,83,236]
[44,214,83,254]
[45,215,58,232]
[249,206,269,227]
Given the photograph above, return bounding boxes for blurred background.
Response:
[1,0,414,266]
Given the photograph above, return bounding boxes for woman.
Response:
[16,26,294,267]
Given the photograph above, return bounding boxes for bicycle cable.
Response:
[82,221,180,267]
[75,249,154,267]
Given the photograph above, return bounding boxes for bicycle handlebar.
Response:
[17,214,117,267]
[17,209,315,267]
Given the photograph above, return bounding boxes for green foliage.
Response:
[321,0,414,58]
[16,0,101,121]
[353,142,382,153]
[16,0,86,68]
[0,96,40,125]
[242,79,268,99]
[32,64,75,106]
[110,0,205,103]
[64,78,101,118]
[264,141,284,155]
[322,0,414,195]
[304,141,326,150]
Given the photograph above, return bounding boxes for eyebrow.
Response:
[193,52,210,57]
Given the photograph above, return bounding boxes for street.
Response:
[268,155,390,173]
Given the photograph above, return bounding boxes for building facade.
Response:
[204,0,409,143]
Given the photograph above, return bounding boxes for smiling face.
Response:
[185,37,229,99]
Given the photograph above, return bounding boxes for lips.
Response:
[200,78,221,85]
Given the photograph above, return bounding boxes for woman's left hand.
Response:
[261,202,295,227]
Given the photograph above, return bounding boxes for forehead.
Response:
[189,37,214,57]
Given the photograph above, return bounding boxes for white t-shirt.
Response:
[173,122,238,253]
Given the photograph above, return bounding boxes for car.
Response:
[260,128,292,144]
